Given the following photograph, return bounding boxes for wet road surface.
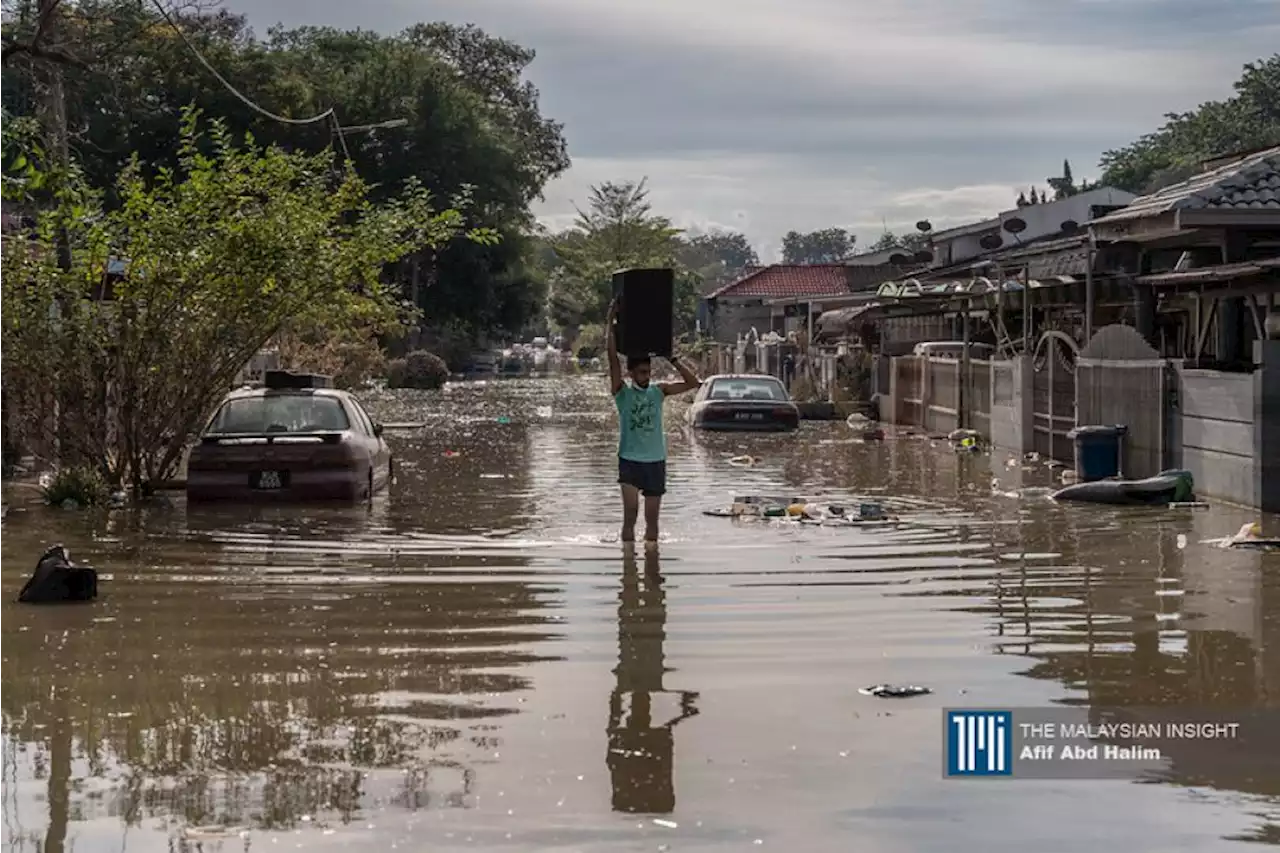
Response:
[3,375,1280,851]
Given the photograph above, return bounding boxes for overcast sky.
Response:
[231,0,1278,259]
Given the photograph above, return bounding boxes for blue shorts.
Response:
[618,457,667,497]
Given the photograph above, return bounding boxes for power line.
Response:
[147,0,334,127]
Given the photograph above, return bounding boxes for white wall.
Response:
[933,187,1137,268]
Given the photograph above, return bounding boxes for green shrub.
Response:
[40,466,110,508]
[385,358,407,388]
[387,350,449,390]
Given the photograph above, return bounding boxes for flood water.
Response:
[3,375,1280,852]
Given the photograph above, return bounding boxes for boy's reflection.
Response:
[606,546,699,814]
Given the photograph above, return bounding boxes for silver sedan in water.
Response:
[686,374,800,432]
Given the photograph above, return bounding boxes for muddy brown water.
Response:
[3,375,1279,852]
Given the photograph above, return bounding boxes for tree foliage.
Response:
[1,3,568,339]
[547,179,699,332]
[780,227,856,264]
[677,230,759,294]
[1,110,477,493]
[867,231,927,253]
[1098,55,1280,193]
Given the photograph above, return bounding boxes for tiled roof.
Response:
[1092,145,1280,224]
[709,264,854,299]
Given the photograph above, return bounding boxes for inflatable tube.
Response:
[1052,469,1194,506]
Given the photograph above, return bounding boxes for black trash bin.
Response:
[1068,425,1128,482]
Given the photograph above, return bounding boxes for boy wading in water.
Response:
[606,298,701,546]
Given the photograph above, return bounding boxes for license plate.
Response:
[251,470,286,490]
[734,412,765,421]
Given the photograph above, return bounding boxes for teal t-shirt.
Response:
[615,382,666,463]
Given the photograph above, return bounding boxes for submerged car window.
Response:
[207,395,351,434]
[708,379,786,401]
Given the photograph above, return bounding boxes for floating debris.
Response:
[1219,522,1280,551]
[859,684,932,699]
[727,455,759,467]
[704,497,894,525]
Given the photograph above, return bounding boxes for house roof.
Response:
[708,264,855,300]
[1091,145,1280,225]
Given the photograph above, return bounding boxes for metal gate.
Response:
[1031,331,1078,464]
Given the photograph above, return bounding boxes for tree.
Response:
[780,227,855,264]
[1,110,486,494]
[1,6,569,339]
[549,179,684,329]
[1099,55,1280,193]
[866,231,927,254]
[676,230,759,294]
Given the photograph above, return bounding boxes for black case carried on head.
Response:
[612,268,674,358]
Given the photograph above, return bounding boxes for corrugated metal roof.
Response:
[1092,146,1280,224]
[1134,256,1280,285]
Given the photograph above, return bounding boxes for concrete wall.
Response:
[1175,367,1256,507]
[1255,340,1279,513]
[709,298,772,345]
[930,188,1137,267]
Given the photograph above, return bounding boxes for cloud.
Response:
[232,0,1279,252]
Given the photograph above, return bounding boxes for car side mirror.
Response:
[372,423,385,438]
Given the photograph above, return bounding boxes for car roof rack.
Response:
[263,370,333,389]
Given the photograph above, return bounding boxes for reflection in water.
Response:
[606,546,698,814]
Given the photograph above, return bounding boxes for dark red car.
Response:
[186,372,393,502]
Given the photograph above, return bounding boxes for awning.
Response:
[815,305,876,341]
[1134,257,1280,286]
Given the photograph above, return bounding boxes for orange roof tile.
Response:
[709,264,852,299]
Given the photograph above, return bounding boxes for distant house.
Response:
[703,263,904,344]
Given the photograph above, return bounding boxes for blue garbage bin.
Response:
[1068,425,1127,482]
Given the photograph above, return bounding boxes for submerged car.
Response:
[186,371,393,502]
[687,374,800,432]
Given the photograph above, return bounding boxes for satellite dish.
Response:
[1003,217,1027,234]
[1059,219,1079,234]
[912,249,934,263]
[979,233,1004,250]
[915,220,932,233]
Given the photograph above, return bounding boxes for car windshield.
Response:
[206,394,351,434]
[708,378,787,402]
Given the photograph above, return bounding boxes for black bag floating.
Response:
[18,544,98,604]
[612,267,674,358]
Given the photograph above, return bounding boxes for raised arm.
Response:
[606,298,624,395]
[660,353,702,397]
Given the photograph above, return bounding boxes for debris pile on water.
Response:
[703,496,895,526]
[858,684,932,698]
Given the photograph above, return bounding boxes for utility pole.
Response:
[32,0,76,467]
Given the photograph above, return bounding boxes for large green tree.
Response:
[1098,55,1280,193]
[677,230,759,294]
[1,3,568,340]
[780,227,856,264]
